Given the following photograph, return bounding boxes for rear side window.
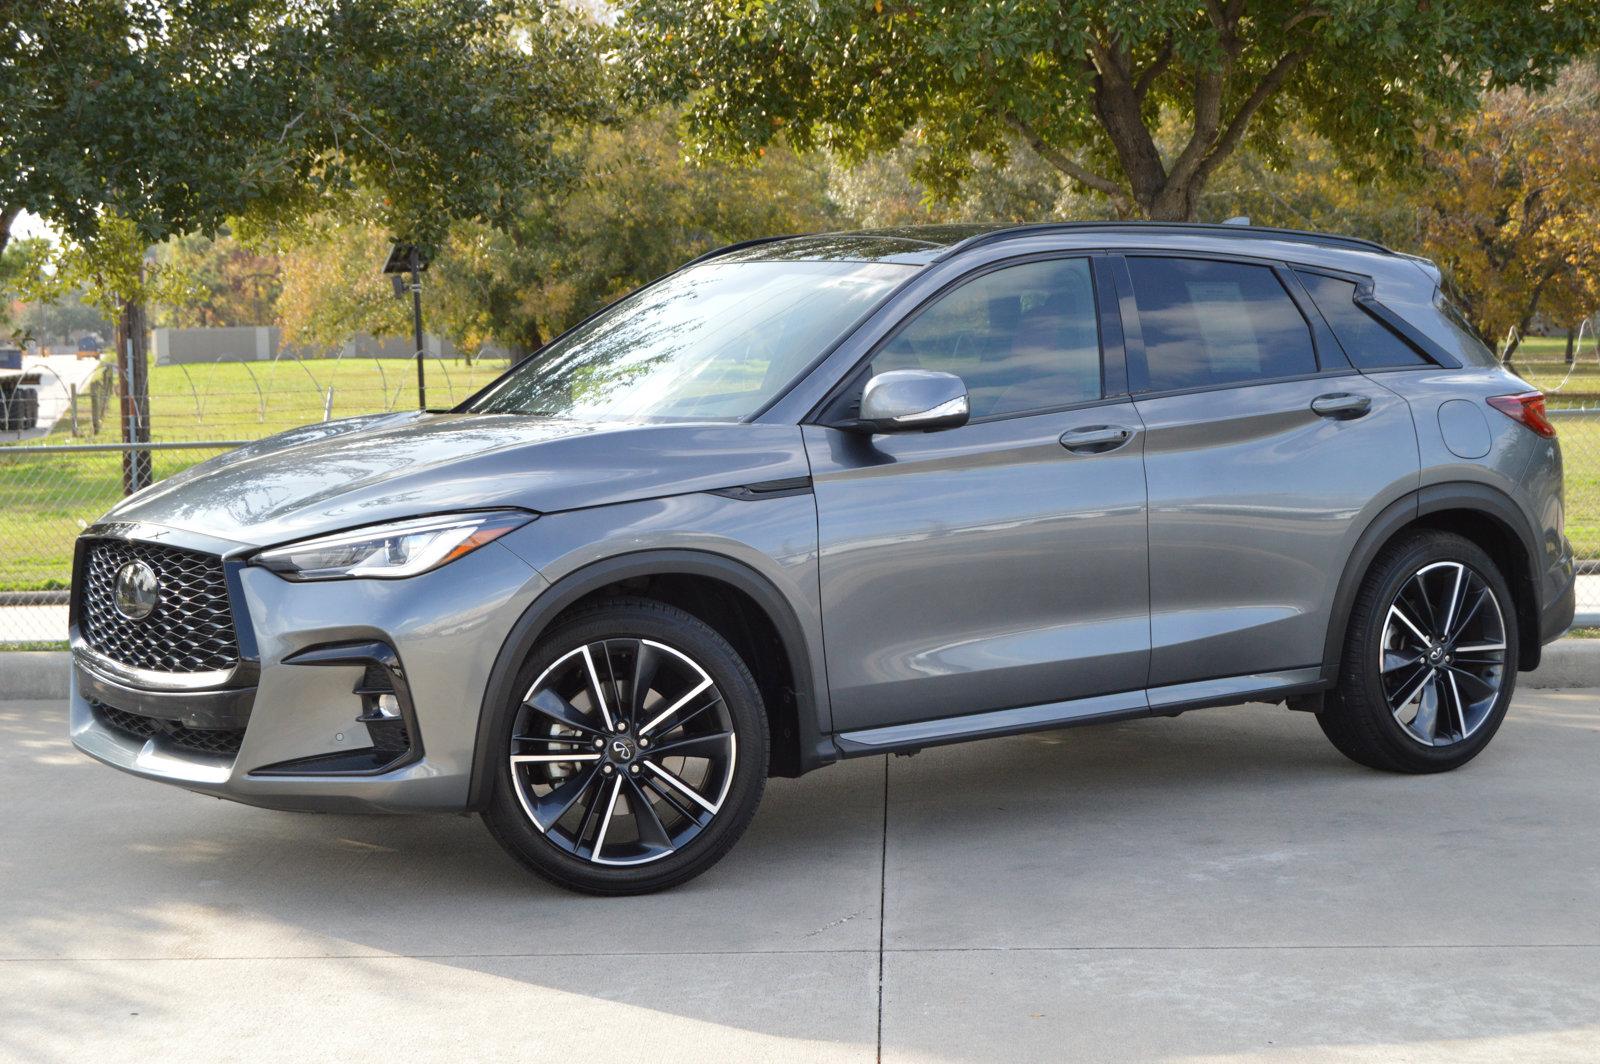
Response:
[1126,257,1317,391]
[1295,271,1430,370]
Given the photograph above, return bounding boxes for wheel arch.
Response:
[1323,483,1543,681]
[467,549,833,810]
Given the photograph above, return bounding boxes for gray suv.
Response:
[69,223,1576,894]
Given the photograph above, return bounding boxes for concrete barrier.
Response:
[0,651,70,699]
[1523,638,1600,689]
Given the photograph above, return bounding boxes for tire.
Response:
[1318,530,1518,773]
[482,597,769,894]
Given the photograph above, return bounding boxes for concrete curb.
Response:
[1523,638,1600,689]
[2,642,1598,702]
[0,651,70,700]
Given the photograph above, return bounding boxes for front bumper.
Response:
[69,523,548,813]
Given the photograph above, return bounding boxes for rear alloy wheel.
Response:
[483,599,768,894]
[1379,561,1508,747]
[1319,531,1518,773]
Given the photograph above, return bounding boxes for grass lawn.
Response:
[140,357,511,442]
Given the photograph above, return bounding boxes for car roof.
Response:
[710,222,1419,279]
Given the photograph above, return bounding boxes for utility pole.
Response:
[384,243,430,410]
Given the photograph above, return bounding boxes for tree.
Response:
[154,233,282,329]
[275,109,844,355]
[3,1,607,256]
[623,0,1600,221]
[1417,64,1600,357]
[828,133,1078,229]
[18,289,114,347]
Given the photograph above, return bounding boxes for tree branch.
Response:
[0,206,18,256]
[1133,35,1174,100]
[1191,45,1313,186]
[1003,113,1130,209]
[1282,6,1330,32]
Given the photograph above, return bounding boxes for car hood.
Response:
[102,412,812,547]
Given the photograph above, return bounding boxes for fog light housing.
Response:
[252,641,421,777]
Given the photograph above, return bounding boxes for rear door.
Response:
[805,256,1151,731]
[1115,253,1419,691]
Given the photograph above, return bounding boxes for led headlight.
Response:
[253,511,532,581]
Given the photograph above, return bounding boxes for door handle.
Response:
[1310,392,1372,420]
[1059,425,1134,454]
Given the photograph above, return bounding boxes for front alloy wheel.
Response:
[484,598,768,894]
[510,637,737,866]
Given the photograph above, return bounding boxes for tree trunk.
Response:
[1566,328,1576,365]
[114,298,153,494]
[0,206,17,255]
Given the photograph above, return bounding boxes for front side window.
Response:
[1126,257,1317,391]
[468,259,915,421]
[1295,270,1429,370]
[866,257,1102,419]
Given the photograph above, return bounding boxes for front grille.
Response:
[94,702,245,757]
[80,539,239,674]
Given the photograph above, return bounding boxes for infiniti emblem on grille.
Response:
[113,561,160,621]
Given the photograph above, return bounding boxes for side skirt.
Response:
[831,667,1327,758]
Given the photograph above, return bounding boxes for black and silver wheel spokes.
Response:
[1380,561,1507,747]
[509,638,736,866]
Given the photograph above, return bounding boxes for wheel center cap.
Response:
[1428,646,1445,664]
[608,736,637,763]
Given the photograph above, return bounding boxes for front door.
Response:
[805,257,1151,731]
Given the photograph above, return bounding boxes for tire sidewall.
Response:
[1347,534,1519,769]
[484,601,769,892]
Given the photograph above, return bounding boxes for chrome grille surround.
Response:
[79,538,240,675]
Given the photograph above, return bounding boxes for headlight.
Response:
[253,511,532,581]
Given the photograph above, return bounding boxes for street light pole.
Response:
[384,242,431,410]
[409,247,426,410]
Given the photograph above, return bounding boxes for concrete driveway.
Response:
[2,688,1597,1063]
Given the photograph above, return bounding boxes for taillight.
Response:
[1487,391,1556,439]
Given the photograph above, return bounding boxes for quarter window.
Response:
[867,258,1102,419]
[1295,270,1431,369]
[1126,257,1317,391]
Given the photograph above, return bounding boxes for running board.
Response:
[832,667,1326,758]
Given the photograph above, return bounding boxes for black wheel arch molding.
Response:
[1322,480,1551,681]
[466,548,834,811]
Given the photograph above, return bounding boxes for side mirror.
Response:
[856,370,970,433]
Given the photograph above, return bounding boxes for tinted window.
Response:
[1127,257,1316,391]
[1296,271,1430,369]
[868,258,1101,418]
[468,260,913,421]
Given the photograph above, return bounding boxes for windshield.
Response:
[467,259,916,421]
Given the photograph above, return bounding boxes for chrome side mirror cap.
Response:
[857,370,970,433]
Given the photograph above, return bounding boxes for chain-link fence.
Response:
[0,353,509,644]
[2,354,1598,645]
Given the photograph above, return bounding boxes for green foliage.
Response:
[456,109,842,344]
[2,0,610,305]
[153,233,283,329]
[622,0,1600,220]
[276,109,843,354]
[16,288,113,347]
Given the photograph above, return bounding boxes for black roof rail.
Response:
[680,234,799,268]
[936,221,1395,260]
